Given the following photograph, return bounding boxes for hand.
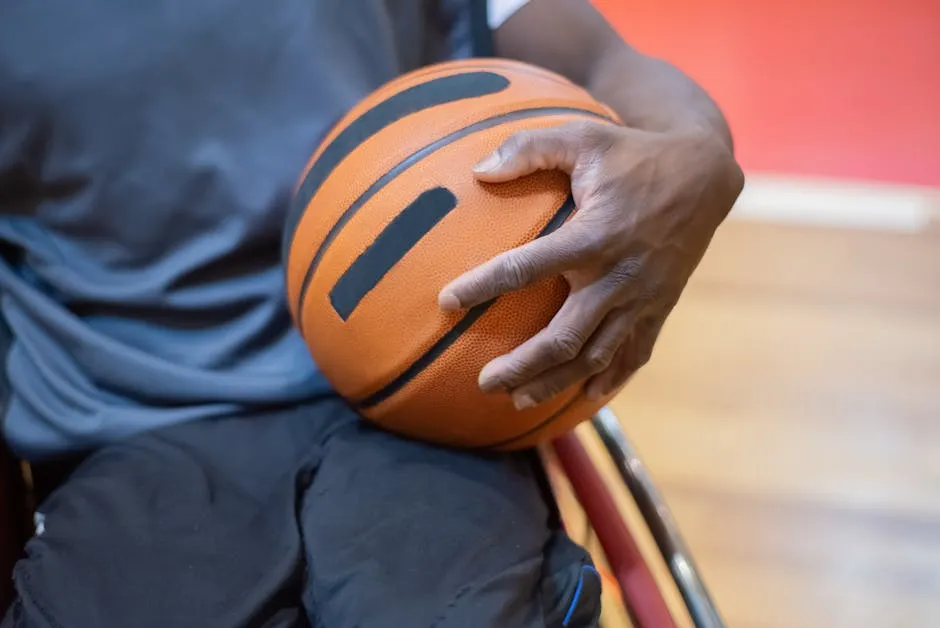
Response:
[438,120,744,409]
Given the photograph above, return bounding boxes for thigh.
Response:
[5,404,338,628]
[302,421,601,628]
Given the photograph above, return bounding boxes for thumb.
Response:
[473,124,580,183]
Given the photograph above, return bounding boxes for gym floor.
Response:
[595,1,940,626]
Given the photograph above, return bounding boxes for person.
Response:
[0,0,743,625]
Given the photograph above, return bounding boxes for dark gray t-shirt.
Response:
[0,0,495,459]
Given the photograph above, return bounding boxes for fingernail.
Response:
[513,394,536,410]
[473,152,501,173]
[438,290,462,311]
[479,377,503,394]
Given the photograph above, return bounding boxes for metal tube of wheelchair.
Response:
[591,407,726,628]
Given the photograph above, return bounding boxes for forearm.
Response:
[494,0,735,152]
[586,42,735,153]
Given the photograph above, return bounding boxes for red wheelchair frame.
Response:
[550,407,725,628]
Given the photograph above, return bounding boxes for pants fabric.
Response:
[2,397,601,627]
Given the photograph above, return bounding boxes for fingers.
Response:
[472,123,585,183]
[586,314,665,400]
[507,306,636,410]
[477,284,618,394]
[583,340,637,402]
[439,225,593,311]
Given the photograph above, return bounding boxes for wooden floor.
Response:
[607,208,940,627]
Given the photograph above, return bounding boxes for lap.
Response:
[4,401,600,628]
[7,402,331,628]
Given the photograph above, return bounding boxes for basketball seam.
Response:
[289,60,560,199]
[414,60,578,88]
[283,71,511,272]
[284,64,579,272]
[482,392,584,449]
[382,60,577,91]
[355,194,578,409]
[298,63,577,168]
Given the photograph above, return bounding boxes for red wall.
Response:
[595,0,940,186]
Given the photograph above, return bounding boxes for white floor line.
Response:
[729,173,939,233]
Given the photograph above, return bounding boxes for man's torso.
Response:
[0,0,481,458]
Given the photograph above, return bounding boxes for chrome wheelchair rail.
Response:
[591,407,726,628]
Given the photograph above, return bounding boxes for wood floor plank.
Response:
[607,217,940,627]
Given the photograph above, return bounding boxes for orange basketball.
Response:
[285,59,622,450]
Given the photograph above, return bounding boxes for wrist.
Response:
[697,132,745,223]
[664,127,744,225]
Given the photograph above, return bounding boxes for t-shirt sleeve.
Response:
[487,0,530,29]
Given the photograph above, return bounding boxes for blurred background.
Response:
[593,1,940,626]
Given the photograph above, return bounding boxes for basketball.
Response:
[285,59,622,450]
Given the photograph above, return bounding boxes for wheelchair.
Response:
[541,407,724,628]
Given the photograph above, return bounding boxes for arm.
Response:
[494,0,734,151]
[439,0,744,407]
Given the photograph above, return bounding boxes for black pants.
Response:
[2,397,600,627]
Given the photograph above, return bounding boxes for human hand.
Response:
[438,121,744,409]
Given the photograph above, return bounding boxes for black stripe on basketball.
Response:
[293,106,614,332]
[282,71,511,265]
[357,194,578,409]
[330,187,458,321]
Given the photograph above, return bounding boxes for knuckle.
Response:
[504,130,538,156]
[462,275,491,301]
[585,345,615,372]
[532,380,565,403]
[558,222,606,262]
[638,283,664,304]
[564,120,592,135]
[634,336,657,369]
[610,258,643,284]
[539,131,574,169]
[548,328,585,362]
[571,120,615,150]
[567,119,598,138]
[500,360,533,386]
[495,255,531,292]
[579,231,609,259]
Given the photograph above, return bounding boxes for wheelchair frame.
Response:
[551,407,725,628]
